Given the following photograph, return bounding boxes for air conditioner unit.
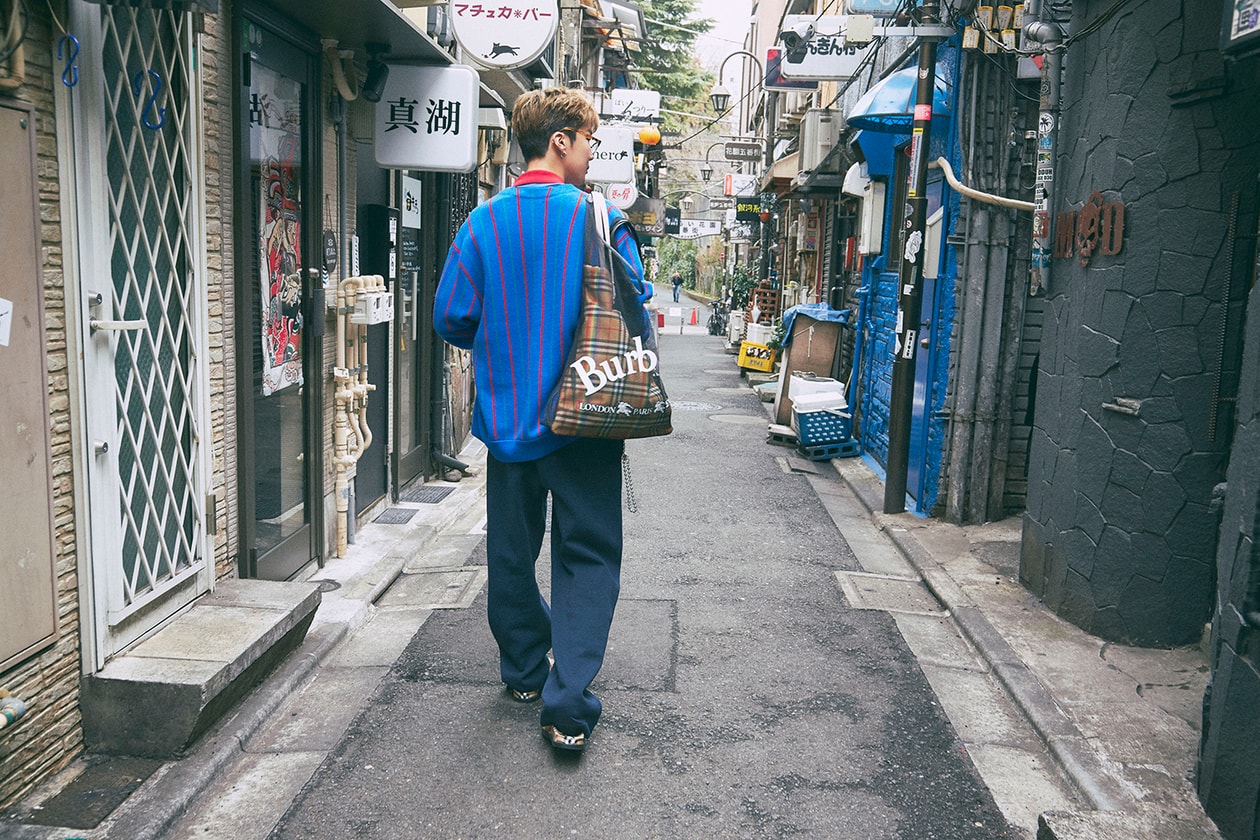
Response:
[800,109,841,172]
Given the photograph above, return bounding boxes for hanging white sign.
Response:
[374,65,479,172]
[604,182,639,210]
[778,16,877,80]
[448,0,559,71]
[586,126,636,184]
[677,219,723,239]
[724,172,758,196]
[606,89,661,123]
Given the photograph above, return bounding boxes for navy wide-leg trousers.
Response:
[485,438,623,737]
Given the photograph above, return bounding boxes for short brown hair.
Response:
[511,87,599,161]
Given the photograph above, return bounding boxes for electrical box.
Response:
[800,109,842,172]
[858,180,886,255]
[350,289,395,325]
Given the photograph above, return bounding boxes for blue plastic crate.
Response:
[792,408,852,446]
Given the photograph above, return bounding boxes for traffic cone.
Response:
[690,308,698,325]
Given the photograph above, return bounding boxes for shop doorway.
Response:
[235,15,322,580]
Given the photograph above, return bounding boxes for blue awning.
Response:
[846,66,950,133]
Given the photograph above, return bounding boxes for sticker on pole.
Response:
[449,0,559,71]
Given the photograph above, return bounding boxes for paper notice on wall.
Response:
[0,297,11,347]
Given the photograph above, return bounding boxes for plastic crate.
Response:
[792,407,852,446]
[738,341,776,372]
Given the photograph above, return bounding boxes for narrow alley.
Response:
[185,315,1031,839]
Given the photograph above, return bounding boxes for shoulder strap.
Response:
[590,190,612,247]
[610,216,640,250]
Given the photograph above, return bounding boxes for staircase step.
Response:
[79,579,321,758]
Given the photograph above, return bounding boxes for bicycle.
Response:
[706,300,729,336]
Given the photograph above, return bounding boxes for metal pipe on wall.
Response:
[968,211,1010,523]
[944,60,983,523]
[947,205,990,522]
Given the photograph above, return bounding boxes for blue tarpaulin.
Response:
[781,304,850,347]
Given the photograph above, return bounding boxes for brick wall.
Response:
[203,9,235,578]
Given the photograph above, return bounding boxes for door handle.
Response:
[90,319,147,331]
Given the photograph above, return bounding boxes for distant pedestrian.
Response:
[671,272,683,302]
[434,87,651,753]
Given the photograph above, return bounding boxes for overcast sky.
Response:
[692,0,754,76]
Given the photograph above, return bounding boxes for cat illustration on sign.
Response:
[486,43,519,59]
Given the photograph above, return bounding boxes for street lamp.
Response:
[700,141,725,183]
[709,50,764,114]
[709,82,732,113]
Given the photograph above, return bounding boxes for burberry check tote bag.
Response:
[545,192,672,439]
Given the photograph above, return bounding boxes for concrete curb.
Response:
[20,457,491,840]
[99,621,347,840]
[831,462,1131,814]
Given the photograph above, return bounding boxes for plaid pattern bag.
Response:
[545,194,672,439]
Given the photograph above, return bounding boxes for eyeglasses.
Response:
[563,127,600,152]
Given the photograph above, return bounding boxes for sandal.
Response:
[541,724,587,752]
[508,687,541,703]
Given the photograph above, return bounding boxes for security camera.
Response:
[780,22,814,63]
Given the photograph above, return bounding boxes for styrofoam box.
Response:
[746,323,773,345]
[790,390,848,413]
[789,374,845,400]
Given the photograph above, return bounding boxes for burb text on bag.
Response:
[571,335,658,396]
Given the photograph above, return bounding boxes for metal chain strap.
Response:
[622,451,638,514]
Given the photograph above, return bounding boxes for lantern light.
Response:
[638,125,661,145]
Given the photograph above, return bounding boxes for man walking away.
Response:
[433,88,651,753]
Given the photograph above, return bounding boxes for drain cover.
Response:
[374,508,417,525]
[400,485,456,504]
[671,401,722,411]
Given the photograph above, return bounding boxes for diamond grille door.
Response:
[73,2,209,646]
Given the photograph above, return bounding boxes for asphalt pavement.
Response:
[4,295,1218,840]
[256,307,1021,839]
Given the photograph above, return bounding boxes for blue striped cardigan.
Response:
[434,172,651,462]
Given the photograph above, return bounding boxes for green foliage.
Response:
[634,0,715,132]
[766,319,787,351]
[727,262,758,310]
[657,237,698,285]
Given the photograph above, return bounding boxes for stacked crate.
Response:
[791,391,860,460]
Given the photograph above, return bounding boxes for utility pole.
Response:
[884,0,940,514]
[760,91,778,285]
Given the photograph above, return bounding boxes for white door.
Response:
[64,2,211,666]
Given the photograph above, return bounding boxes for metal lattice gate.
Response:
[70,2,210,661]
